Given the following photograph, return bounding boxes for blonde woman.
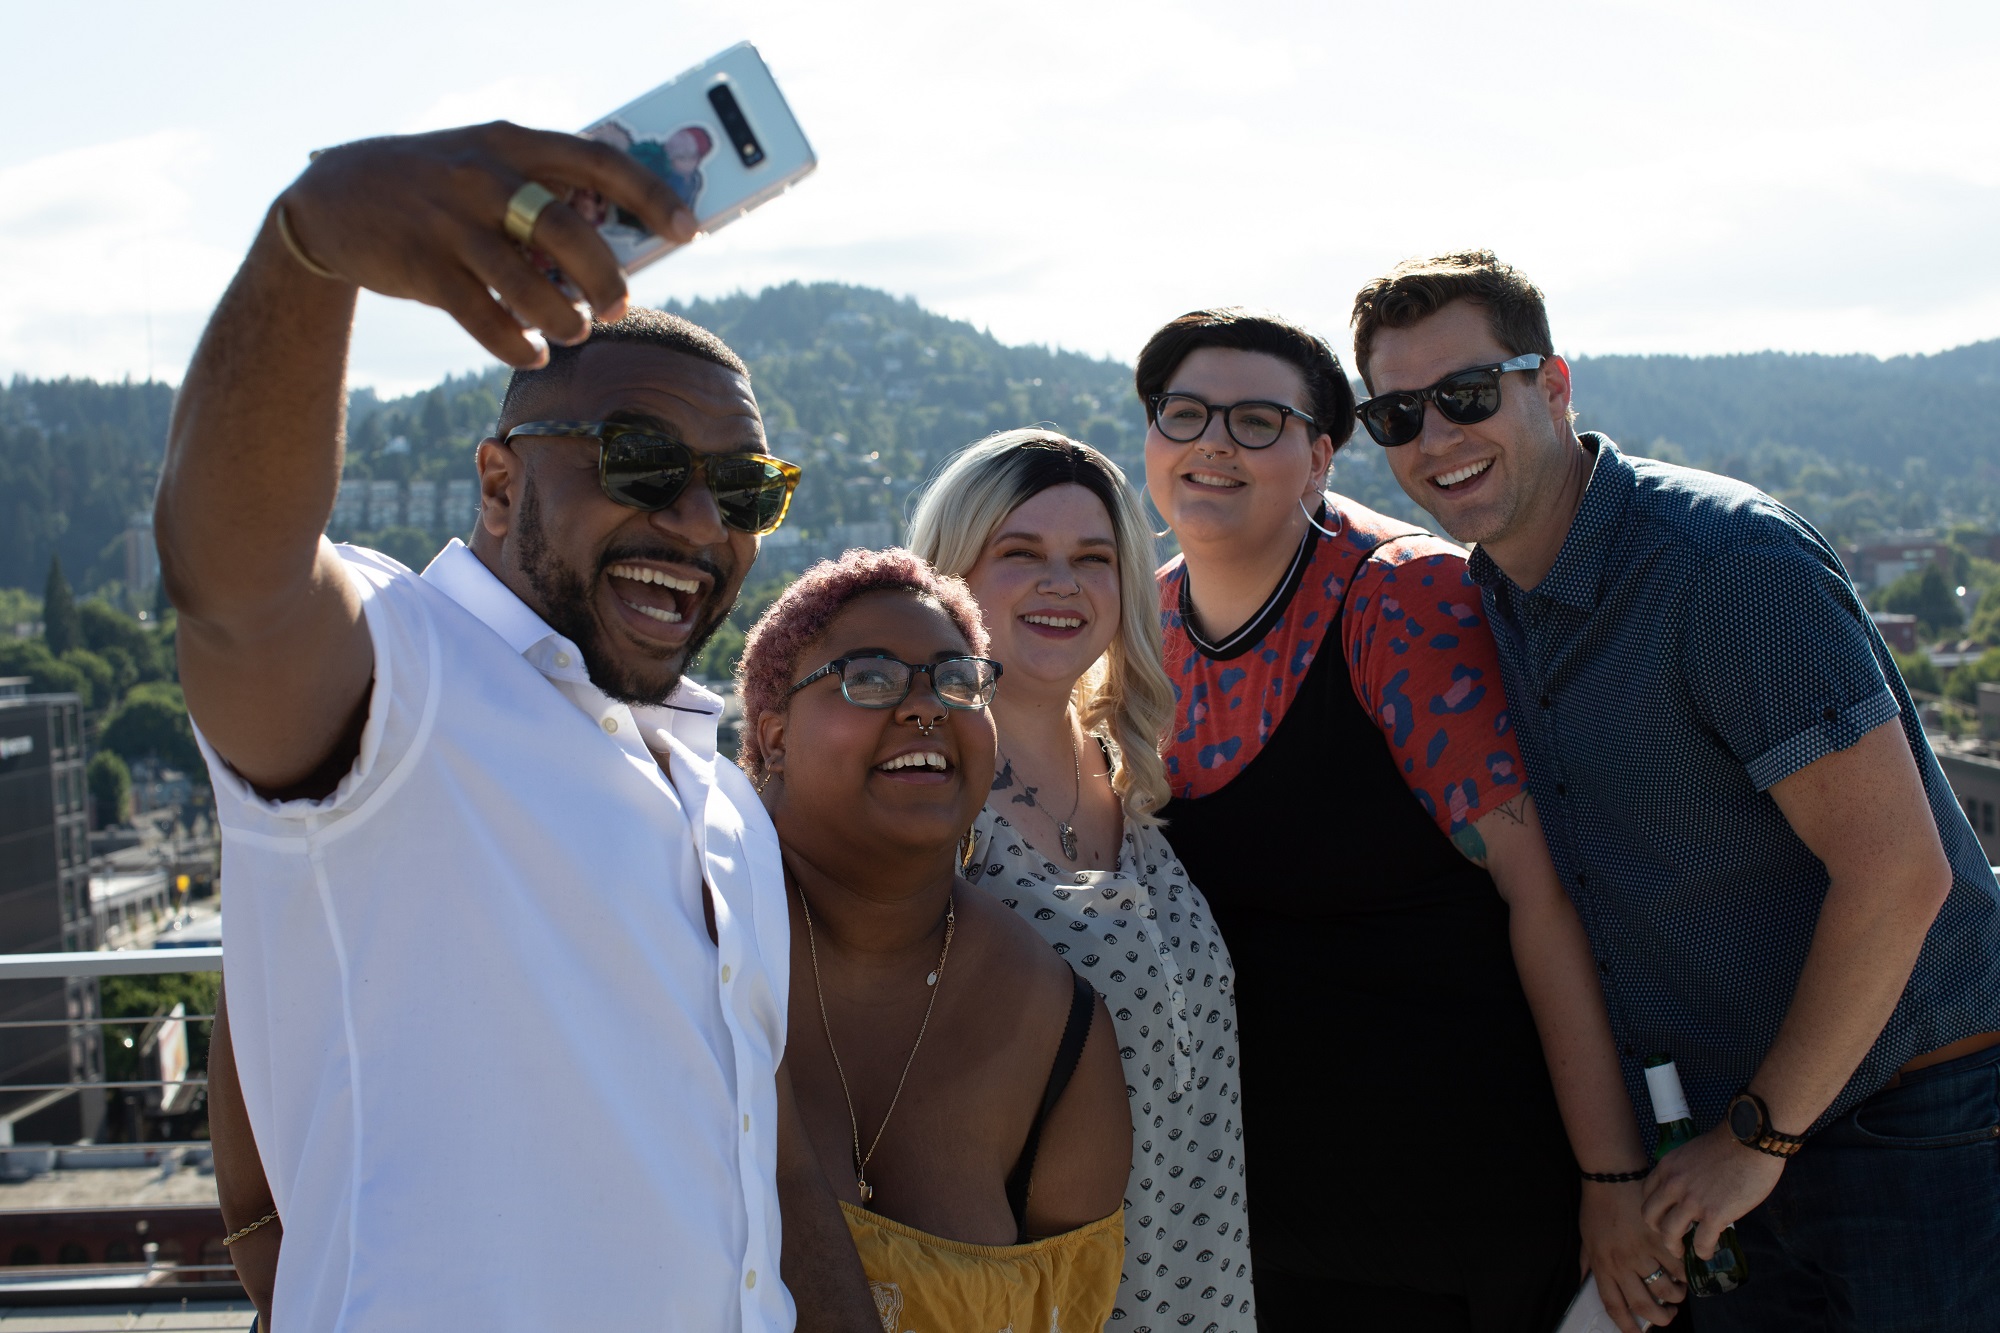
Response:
[909,429,1253,1332]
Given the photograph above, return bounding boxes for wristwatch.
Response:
[1727,1090,1806,1159]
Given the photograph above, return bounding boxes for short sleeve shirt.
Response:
[1160,494,1521,836]
[196,541,793,1332]
[1470,436,2000,1133]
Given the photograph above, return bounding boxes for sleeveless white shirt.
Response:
[198,541,792,1332]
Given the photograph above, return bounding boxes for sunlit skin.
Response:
[757,591,1129,1243]
[1367,301,1592,590]
[961,484,1126,866]
[471,341,765,704]
[1142,347,1332,641]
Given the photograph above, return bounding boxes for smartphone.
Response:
[567,42,816,275]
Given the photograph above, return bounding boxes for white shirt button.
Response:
[720,963,732,983]
[554,652,571,668]
[602,717,619,734]
[744,1270,757,1290]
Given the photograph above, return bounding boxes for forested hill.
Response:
[4,280,2000,601]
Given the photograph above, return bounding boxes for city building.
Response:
[1871,612,1919,655]
[0,681,103,1145]
[405,478,438,531]
[1843,532,1951,592]
[365,479,401,529]
[330,477,366,533]
[442,478,478,533]
[122,516,158,611]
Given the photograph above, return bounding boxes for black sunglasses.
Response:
[1148,393,1317,450]
[1354,353,1545,447]
[788,655,1003,711]
[503,420,802,535]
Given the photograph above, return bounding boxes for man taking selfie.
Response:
[157,124,872,1330]
[1350,251,2000,1332]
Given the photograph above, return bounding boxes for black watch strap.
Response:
[1730,1090,1805,1158]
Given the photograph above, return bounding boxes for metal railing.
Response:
[0,946,247,1325]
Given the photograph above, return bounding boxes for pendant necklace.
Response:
[798,883,955,1206]
[998,725,1084,861]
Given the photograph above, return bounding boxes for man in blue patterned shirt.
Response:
[1349,251,2000,1333]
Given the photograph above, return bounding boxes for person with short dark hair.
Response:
[158,123,874,1331]
[1356,249,2000,1332]
[1137,307,1673,1330]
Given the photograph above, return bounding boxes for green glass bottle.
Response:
[1643,1055,1750,1296]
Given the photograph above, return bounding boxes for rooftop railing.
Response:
[0,946,253,1329]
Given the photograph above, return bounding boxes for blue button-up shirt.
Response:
[1469,435,2000,1136]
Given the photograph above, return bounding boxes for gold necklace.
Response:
[798,884,956,1206]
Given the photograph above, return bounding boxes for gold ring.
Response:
[503,181,559,246]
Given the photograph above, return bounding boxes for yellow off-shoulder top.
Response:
[842,1202,1124,1333]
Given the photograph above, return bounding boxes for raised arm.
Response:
[1465,795,1684,1332]
[157,124,694,795]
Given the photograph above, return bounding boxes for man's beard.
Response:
[514,482,737,707]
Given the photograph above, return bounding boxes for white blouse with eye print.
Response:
[964,805,1255,1333]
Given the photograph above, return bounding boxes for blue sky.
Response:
[4,0,1997,394]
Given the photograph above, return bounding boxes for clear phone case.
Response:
[558,42,816,276]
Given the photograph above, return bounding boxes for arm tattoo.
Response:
[1452,823,1490,868]
[1488,793,1531,826]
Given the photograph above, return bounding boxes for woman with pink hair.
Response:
[737,547,1130,1330]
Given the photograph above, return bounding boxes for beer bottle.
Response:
[1643,1054,1750,1296]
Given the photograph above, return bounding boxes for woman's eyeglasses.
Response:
[1353,353,1545,448]
[1147,394,1317,450]
[788,655,1003,711]
[503,420,802,535]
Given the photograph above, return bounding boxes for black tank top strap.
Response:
[1004,969,1096,1242]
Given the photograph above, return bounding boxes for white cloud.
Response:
[3,0,1998,390]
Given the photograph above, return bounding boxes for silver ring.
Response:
[1642,1266,1669,1285]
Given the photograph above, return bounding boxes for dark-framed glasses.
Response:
[1147,394,1317,450]
[503,420,802,535]
[1354,353,1545,448]
[788,655,1003,711]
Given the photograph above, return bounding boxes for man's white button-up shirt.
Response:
[198,540,792,1332]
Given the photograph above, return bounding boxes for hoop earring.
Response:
[958,827,979,875]
[1300,496,1342,540]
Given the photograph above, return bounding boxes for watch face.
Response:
[1728,1096,1761,1142]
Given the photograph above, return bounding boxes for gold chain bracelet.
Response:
[222,1209,280,1247]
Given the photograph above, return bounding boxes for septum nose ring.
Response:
[915,717,941,737]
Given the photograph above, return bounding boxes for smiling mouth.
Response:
[1432,460,1492,490]
[1022,613,1084,629]
[1184,469,1245,490]
[877,751,951,775]
[606,561,702,626]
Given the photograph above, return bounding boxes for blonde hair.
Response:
[907,429,1173,825]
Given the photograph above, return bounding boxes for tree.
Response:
[88,750,131,826]
[1892,650,1943,696]
[1878,565,1964,639]
[99,682,203,772]
[42,556,79,657]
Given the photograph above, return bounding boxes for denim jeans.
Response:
[1688,1041,2000,1333]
